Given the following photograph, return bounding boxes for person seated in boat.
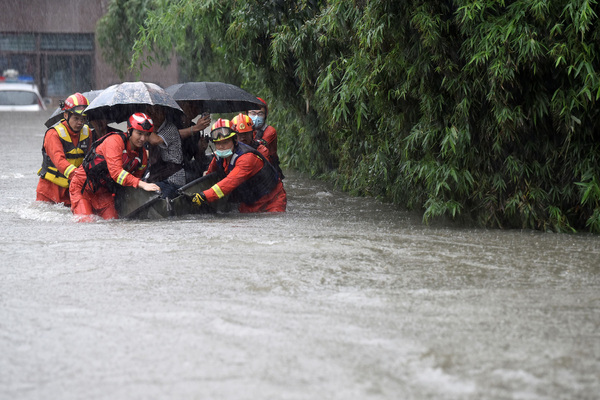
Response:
[178,101,211,142]
[144,105,187,198]
[248,97,284,179]
[178,101,210,140]
[230,113,269,159]
[69,113,160,222]
[187,118,286,213]
[183,132,212,182]
[36,92,91,207]
[177,101,212,182]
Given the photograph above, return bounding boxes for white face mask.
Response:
[250,115,265,129]
[215,148,233,158]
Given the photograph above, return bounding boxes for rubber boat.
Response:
[114,173,232,219]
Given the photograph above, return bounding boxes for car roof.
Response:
[0,82,42,93]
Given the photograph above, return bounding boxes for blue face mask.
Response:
[215,148,233,158]
[250,115,265,129]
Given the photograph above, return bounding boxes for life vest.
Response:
[38,122,91,188]
[214,142,278,205]
[81,132,147,193]
[244,139,259,151]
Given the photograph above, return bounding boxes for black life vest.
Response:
[215,142,279,205]
[81,132,144,193]
[254,125,284,180]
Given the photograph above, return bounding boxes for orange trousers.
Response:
[69,167,119,221]
[36,178,71,206]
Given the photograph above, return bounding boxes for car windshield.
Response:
[0,90,39,106]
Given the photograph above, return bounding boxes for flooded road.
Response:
[1,110,599,399]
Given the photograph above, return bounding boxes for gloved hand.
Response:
[191,192,207,206]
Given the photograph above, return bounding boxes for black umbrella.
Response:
[166,81,264,114]
[84,81,184,124]
[44,89,104,128]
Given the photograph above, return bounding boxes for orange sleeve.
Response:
[204,153,262,202]
[44,129,76,179]
[257,144,270,159]
[262,125,277,156]
[98,135,141,188]
[206,157,218,174]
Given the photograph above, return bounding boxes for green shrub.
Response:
[99,0,600,232]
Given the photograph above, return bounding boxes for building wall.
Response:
[0,0,179,98]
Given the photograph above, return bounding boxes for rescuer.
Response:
[36,92,90,206]
[69,112,160,221]
[188,118,286,213]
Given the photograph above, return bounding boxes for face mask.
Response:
[250,115,265,129]
[215,148,233,158]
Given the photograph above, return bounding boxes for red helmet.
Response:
[127,112,154,133]
[209,118,236,142]
[231,113,254,133]
[256,97,268,117]
[61,92,89,115]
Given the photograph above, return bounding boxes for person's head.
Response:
[127,112,153,148]
[210,118,236,158]
[89,119,108,136]
[248,97,268,129]
[231,113,254,145]
[60,92,89,133]
[145,105,166,127]
[179,101,202,119]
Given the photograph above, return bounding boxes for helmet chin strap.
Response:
[66,113,81,133]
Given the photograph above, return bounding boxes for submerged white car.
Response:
[0,82,48,111]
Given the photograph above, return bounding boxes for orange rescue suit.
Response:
[69,133,148,220]
[205,149,286,213]
[36,121,90,206]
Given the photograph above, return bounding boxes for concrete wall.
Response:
[0,0,179,91]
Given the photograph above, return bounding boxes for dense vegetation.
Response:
[98,0,600,232]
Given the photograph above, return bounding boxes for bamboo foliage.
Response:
[98,0,600,232]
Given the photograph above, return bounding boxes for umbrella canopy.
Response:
[166,82,264,115]
[44,89,104,128]
[85,81,184,124]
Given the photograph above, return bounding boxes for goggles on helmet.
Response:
[209,118,236,142]
[68,105,87,116]
[61,93,89,116]
[210,127,236,142]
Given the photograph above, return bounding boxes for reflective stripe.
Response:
[211,184,225,199]
[39,122,90,188]
[54,124,71,142]
[63,164,76,178]
[54,123,90,142]
[116,170,130,186]
[53,123,89,168]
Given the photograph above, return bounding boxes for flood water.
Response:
[1,110,599,400]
